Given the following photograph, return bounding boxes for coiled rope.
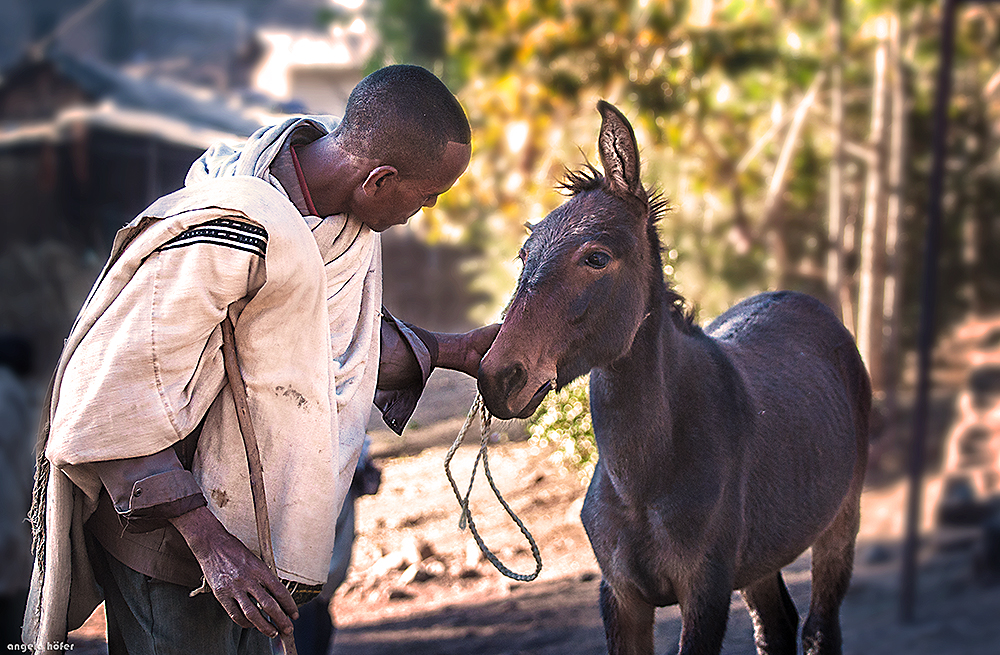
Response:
[444,393,542,582]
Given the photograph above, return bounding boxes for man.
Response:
[24,65,498,654]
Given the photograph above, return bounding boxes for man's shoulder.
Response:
[142,176,316,244]
[147,176,295,225]
[111,176,315,266]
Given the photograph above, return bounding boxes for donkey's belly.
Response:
[582,458,826,607]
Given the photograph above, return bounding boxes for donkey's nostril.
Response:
[479,357,538,420]
[499,362,528,398]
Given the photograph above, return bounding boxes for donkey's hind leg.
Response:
[802,490,861,655]
[741,571,799,655]
[600,579,655,655]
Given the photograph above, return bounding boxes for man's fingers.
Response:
[218,595,255,631]
[235,593,280,638]
[252,586,295,635]
[476,323,501,350]
[217,584,292,638]
[263,577,300,621]
[465,323,502,377]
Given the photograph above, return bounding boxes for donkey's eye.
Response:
[584,251,611,269]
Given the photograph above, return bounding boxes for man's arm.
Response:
[87,449,299,638]
[433,324,502,378]
[86,449,206,532]
[378,316,499,386]
[375,312,499,434]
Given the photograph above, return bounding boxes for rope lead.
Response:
[444,393,543,583]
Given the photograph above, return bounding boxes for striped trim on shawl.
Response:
[156,217,268,257]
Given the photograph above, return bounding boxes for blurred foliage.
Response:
[365,0,1000,469]
[430,0,839,322]
[527,376,597,480]
[364,0,448,75]
[419,0,999,340]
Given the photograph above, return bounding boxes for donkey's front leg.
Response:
[675,565,734,655]
[600,579,655,655]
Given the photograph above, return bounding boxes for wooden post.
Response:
[898,0,957,624]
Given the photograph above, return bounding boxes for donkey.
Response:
[477,101,870,655]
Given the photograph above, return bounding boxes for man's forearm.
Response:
[433,331,479,376]
[434,324,501,377]
[378,321,498,383]
[168,505,224,554]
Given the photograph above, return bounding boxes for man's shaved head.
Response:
[333,64,471,177]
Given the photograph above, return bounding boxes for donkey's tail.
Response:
[841,339,872,490]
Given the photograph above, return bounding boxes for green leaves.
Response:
[361,0,1000,357]
[528,377,597,479]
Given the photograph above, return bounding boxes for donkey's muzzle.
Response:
[479,361,527,419]
[478,361,551,420]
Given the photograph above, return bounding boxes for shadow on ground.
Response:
[332,537,1000,655]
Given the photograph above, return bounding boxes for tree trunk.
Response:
[881,13,908,443]
[856,18,890,392]
[826,0,854,333]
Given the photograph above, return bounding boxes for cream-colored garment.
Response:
[183,115,382,561]
[26,117,382,650]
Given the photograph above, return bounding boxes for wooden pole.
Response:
[898,0,956,624]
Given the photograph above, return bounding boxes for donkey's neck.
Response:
[590,284,692,495]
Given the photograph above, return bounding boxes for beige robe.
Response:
[25,144,381,648]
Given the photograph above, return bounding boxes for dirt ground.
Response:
[66,371,1000,655]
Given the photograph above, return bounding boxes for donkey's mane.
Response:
[557,163,605,196]
[557,164,698,335]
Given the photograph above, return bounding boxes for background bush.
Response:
[528,376,597,481]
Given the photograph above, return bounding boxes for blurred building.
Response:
[0,0,480,377]
[255,19,375,116]
[0,0,375,113]
[0,49,263,373]
[0,0,377,373]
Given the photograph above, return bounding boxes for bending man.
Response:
[24,64,497,655]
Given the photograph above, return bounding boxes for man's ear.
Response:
[362,166,398,196]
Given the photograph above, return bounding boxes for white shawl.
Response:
[25,118,381,649]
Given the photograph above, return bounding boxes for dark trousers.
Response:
[88,538,270,655]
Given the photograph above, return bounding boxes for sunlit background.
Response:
[2,1,1000,653]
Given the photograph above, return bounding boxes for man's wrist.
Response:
[433,332,465,372]
[169,505,224,553]
[404,323,440,367]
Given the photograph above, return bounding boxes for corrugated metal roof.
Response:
[0,102,247,150]
[0,50,263,137]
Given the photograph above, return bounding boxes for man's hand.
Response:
[169,506,299,638]
[436,323,501,378]
[378,321,501,388]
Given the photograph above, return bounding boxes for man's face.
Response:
[357,141,471,232]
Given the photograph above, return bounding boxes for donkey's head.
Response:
[478,101,666,419]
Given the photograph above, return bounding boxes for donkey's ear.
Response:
[596,100,642,199]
